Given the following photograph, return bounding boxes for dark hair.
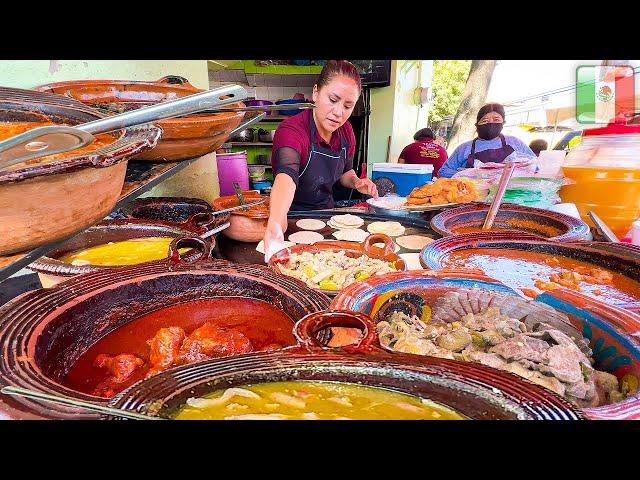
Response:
[476,103,506,124]
[316,60,362,93]
[529,138,548,155]
[413,128,435,141]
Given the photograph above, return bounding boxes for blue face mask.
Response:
[477,123,503,140]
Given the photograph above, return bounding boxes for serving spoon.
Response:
[1,385,164,420]
[482,161,517,230]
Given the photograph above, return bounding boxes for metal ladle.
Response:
[482,161,517,230]
[1,385,163,420]
[588,211,620,242]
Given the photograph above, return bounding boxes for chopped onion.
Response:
[186,387,260,408]
[268,392,306,409]
[224,413,287,420]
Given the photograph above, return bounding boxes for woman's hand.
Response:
[263,219,285,262]
[354,177,379,198]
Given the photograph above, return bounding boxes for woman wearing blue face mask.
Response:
[438,103,535,178]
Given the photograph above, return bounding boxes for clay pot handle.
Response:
[364,233,394,256]
[183,212,224,234]
[157,75,190,86]
[293,310,378,350]
[168,236,211,264]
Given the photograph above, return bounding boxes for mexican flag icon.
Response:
[576,65,635,124]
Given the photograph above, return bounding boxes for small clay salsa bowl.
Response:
[268,233,407,296]
[0,240,330,419]
[430,202,591,242]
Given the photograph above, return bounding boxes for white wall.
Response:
[367,60,434,170]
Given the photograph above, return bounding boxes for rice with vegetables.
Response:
[276,250,397,290]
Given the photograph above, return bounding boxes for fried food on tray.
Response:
[406,178,479,205]
[405,195,430,205]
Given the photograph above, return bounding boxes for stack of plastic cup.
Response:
[548,203,582,220]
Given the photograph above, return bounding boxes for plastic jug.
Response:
[560,122,640,238]
[216,151,249,196]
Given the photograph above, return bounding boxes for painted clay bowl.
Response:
[420,231,640,310]
[0,238,330,419]
[0,87,161,255]
[268,233,407,296]
[430,202,591,241]
[329,269,640,419]
[34,76,245,161]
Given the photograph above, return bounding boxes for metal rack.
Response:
[0,158,198,283]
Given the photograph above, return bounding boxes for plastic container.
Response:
[250,180,272,193]
[275,99,307,116]
[560,122,640,238]
[372,163,433,196]
[245,99,273,116]
[216,151,249,196]
[631,220,640,246]
[248,165,267,181]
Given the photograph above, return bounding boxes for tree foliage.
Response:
[428,60,472,124]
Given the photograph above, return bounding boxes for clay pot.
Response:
[211,191,269,242]
[0,242,330,419]
[108,326,583,420]
[27,214,225,287]
[420,231,640,311]
[430,202,591,242]
[268,233,407,295]
[118,196,213,223]
[34,77,245,162]
[0,87,161,256]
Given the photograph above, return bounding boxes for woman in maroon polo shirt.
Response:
[398,128,448,177]
[263,60,378,257]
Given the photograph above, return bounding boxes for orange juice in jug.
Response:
[560,123,640,238]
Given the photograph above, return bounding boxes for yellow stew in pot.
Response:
[174,381,464,420]
[60,237,189,267]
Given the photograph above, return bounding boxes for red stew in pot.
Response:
[64,298,296,398]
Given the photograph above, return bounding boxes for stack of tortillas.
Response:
[327,214,364,230]
[395,235,434,251]
[288,231,324,245]
[295,218,326,231]
[333,228,369,242]
[366,221,406,237]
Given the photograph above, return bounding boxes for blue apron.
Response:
[290,115,348,211]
